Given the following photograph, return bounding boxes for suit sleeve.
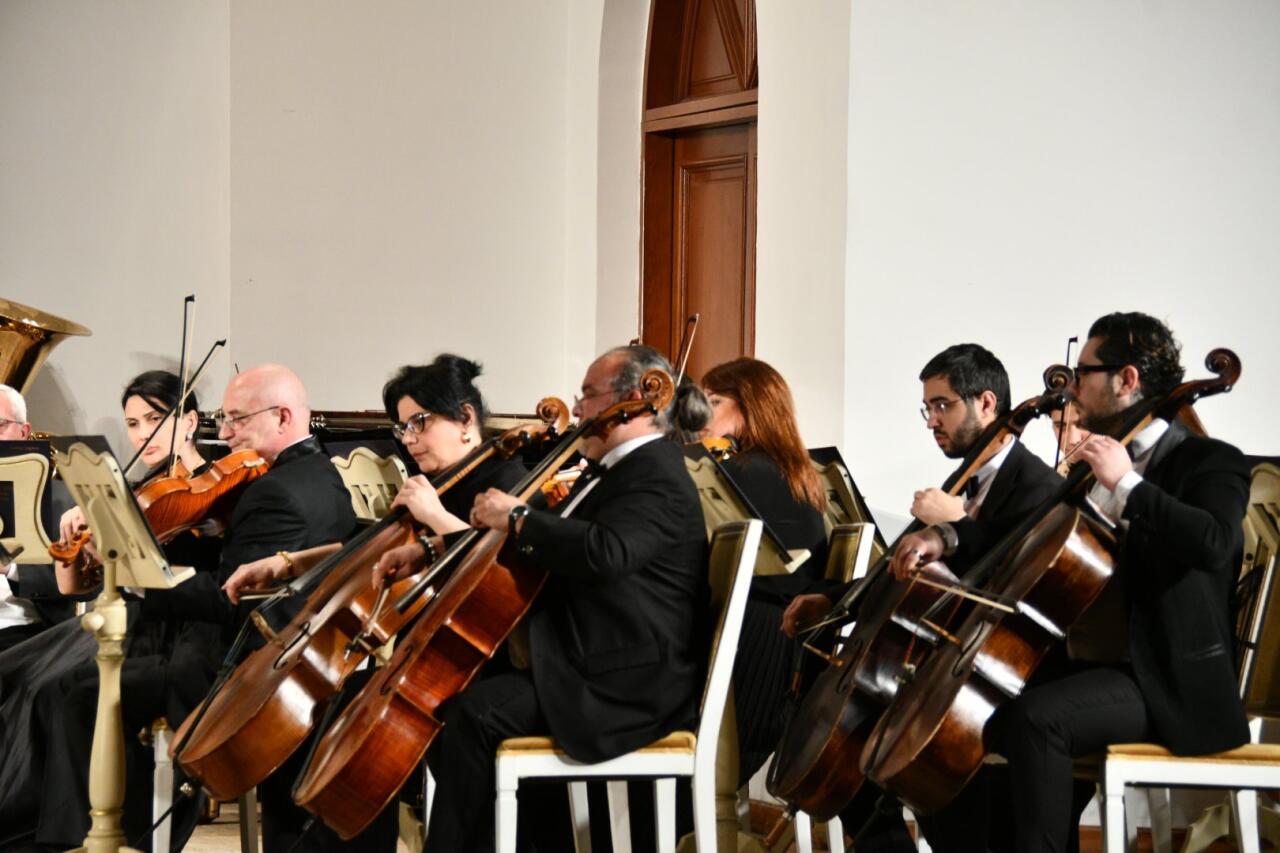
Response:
[141,477,310,625]
[1122,442,1249,572]
[515,458,694,584]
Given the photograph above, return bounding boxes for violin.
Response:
[172,405,568,802]
[860,349,1241,814]
[290,370,675,839]
[48,452,268,572]
[767,366,1072,819]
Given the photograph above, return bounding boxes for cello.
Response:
[766,366,1071,819]
[861,348,1240,814]
[290,369,675,839]
[172,404,567,801]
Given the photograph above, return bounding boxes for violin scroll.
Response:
[1204,348,1241,390]
[1042,363,1073,394]
[535,396,571,434]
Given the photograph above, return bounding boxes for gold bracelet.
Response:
[277,550,298,578]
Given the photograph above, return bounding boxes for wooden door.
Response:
[641,0,757,382]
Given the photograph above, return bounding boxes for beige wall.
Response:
[843,0,1280,532]
[0,0,230,452]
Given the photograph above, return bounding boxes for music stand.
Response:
[51,437,195,853]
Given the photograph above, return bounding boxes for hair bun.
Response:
[433,353,482,383]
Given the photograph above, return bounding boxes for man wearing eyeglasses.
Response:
[889,313,1251,853]
[781,343,1060,853]
[32,364,391,853]
[0,384,77,652]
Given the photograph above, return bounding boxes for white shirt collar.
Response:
[973,436,1016,489]
[599,433,663,470]
[1129,418,1169,466]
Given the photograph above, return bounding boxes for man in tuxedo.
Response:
[891,313,1251,853]
[33,364,376,852]
[415,345,707,853]
[782,343,1061,853]
[0,383,75,651]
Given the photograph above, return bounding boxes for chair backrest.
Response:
[696,520,763,742]
[810,453,888,567]
[1236,463,1280,717]
[684,455,808,577]
[823,522,877,583]
[330,447,408,520]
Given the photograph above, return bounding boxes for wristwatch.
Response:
[932,522,959,557]
[508,504,531,538]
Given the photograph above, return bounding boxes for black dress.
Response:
[720,449,828,784]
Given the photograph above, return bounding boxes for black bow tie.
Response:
[582,458,607,479]
[963,475,981,500]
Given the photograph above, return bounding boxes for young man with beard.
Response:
[890,313,1251,853]
[782,343,1060,853]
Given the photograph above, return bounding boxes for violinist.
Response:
[374,345,707,853]
[890,313,1252,853]
[699,357,829,783]
[0,383,75,650]
[15,370,220,850]
[223,354,526,601]
[781,344,1060,853]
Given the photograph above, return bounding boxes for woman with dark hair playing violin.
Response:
[1,369,224,850]
[700,357,830,784]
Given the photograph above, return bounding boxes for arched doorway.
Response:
[641,0,757,380]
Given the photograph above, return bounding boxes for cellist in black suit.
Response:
[891,313,1251,853]
[374,345,708,853]
[783,343,1061,853]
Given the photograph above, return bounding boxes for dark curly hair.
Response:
[1087,312,1184,399]
[918,344,1012,416]
[382,354,488,426]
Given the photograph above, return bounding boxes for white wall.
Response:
[0,0,231,455]
[844,1,1280,529]
[228,1,578,414]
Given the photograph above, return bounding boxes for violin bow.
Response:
[167,295,197,477]
[1053,336,1078,471]
[673,313,699,387]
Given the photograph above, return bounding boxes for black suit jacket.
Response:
[972,439,1062,529]
[139,436,358,720]
[6,564,77,627]
[952,422,1251,755]
[514,437,708,763]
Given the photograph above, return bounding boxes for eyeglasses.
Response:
[213,405,280,431]
[919,397,965,421]
[391,411,436,440]
[573,388,617,408]
[1071,363,1125,384]
[0,418,22,430]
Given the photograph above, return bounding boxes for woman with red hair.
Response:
[701,356,829,784]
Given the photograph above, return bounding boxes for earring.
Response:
[462,433,472,444]
[184,431,194,441]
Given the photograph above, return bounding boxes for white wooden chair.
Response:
[493,519,763,853]
[1100,462,1280,852]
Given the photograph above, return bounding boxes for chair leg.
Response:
[653,778,676,853]
[1122,787,1142,851]
[1145,787,1172,853]
[568,781,593,853]
[495,760,519,853]
[793,811,813,853]
[606,780,633,853]
[152,722,173,853]
[1102,782,1127,853]
[1230,789,1261,853]
[238,788,260,853]
[824,815,845,852]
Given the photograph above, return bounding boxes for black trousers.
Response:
[34,654,203,852]
[984,664,1150,853]
[425,670,579,853]
[0,621,45,653]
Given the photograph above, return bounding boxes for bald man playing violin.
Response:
[889,313,1251,853]
[32,364,376,853]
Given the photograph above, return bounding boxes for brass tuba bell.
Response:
[0,298,92,395]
